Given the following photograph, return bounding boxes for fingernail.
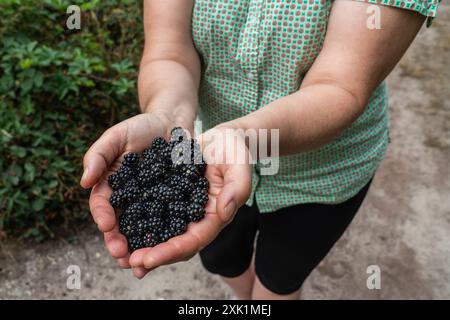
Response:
[224,200,237,220]
[80,167,89,185]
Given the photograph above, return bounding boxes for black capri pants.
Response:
[199,180,372,295]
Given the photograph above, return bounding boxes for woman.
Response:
[81,0,440,299]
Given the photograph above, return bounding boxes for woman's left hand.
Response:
[129,125,252,277]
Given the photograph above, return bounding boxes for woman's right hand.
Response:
[80,112,192,277]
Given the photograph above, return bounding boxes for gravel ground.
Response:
[1,5,449,299]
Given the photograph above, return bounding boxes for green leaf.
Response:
[10,145,27,158]
[32,198,45,211]
[24,163,36,182]
[48,180,59,188]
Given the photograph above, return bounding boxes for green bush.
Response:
[0,0,143,241]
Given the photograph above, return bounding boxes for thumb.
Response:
[216,163,252,223]
[81,125,125,189]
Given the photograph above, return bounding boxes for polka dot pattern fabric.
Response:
[191,0,441,213]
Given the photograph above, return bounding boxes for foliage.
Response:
[0,0,143,240]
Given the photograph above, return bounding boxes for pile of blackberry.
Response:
[108,127,208,252]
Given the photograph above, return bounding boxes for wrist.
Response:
[143,101,197,135]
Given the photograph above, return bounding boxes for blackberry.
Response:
[179,164,200,181]
[151,137,168,154]
[107,173,121,190]
[122,152,140,167]
[142,148,158,163]
[123,202,144,220]
[153,183,179,203]
[143,201,164,217]
[160,146,173,166]
[110,189,125,208]
[122,179,141,203]
[119,214,137,237]
[135,219,149,235]
[171,141,192,166]
[159,227,174,242]
[186,203,206,222]
[142,231,160,247]
[147,215,164,233]
[167,201,187,219]
[128,236,144,252]
[116,165,133,183]
[166,175,194,196]
[168,217,187,236]
[195,159,207,175]
[137,161,166,184]
[190,187,209,206]
[140,187,153,201]
[197,176,209,190]
[170,127,187,143]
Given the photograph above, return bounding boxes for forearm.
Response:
[138,50,200,127]
[231,82,362,156]
[138,0,200,129]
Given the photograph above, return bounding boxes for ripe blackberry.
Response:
[110,189,125,208]
[170,127,187,143]
[167,201,187,219]
[166,175,194,196]
[142,148,158,162]
[143,231,159,247]
[128,236,144,252]
[147,215,163,233]
[195,159,207,175]
[153,183,179,203]
[137,161,166,184]
[140,187,153,201]
[186,203,206,222]
[168,217,187,236]
[143,201,164,217]
[119,214,137,237]
[122,179,141,203]
[197,176,209,190]
[190,187,209,207]
[107,174,121,190]
[135,219,149,235]
[179,164,200,181]
[151,137,168,154]
[122,152,140,167]
[170,141,192,166]
[116,165,133,183]
[159,227,174,243]
[124,202,144,220]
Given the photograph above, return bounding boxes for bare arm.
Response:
[138,0,200,128]
[230,0,425,155]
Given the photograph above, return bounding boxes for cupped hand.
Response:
[128,125,252,275]
[81,112,190,277]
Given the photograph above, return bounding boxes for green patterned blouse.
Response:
[192,0,441,212]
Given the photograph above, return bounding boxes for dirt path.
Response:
[1,5,449,299]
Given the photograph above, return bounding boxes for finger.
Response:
[129,247,153,268]
[132,267,150,279]
[81,125,126,189]
[89,179,116,232]
[117,255,131,269]
[104,224,129,259]
[216,164,252,222]
[142,212,223,269]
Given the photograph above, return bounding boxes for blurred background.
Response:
[0,0,449,299]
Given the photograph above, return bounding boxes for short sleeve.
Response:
[351,0,441,27]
